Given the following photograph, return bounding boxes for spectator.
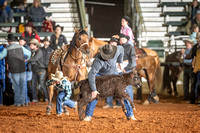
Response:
[192,37,200,105]
[184,35,200,104]
[0,0,14,22]
[22,22,40,43]
[46,71,77,116]
[120,16,135,46]
[50,25,68,50]
[28,38,48,104]
[41,37,53,70]
[0,44,5,105]
[189,0,199,20]
[19,36,32,102]
[27,0,46,23]
[10,0,27,22]
[186,9,200,35]
[181,39,195,101]
[190,24,199,44]
[0,34,31,106]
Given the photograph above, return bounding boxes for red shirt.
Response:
[22,32,40,42]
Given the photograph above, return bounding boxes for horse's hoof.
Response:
[143,100,149,105]
[153,95,159,102]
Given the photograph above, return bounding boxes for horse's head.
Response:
[74,27,90,54]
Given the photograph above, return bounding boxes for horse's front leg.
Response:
[46,85,54,114]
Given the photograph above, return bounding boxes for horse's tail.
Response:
[155,57,162,90]
[161,58,170,93]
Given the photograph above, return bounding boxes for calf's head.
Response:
[125,69,142,88]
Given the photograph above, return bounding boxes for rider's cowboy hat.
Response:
[184,39,195,45]
[29,38,42,48]
[51,71,67,81]
[99,44,117,60]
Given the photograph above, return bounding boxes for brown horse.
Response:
[161,51,183,96]
[87,38,162,105]
[46,27,90,114]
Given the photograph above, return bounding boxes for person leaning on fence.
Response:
[46,71,77,116]
[0,34,31,106]
[186,9,200,35]
[181,39,195,101]
[22,22,40,43]
[0,0,14,22]
[28,38,48,105]
[49,25,68,50]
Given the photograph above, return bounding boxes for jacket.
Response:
[41,46,53,68]
[122,43,136,71]
[29,49,45,73]
[50,34,68,50]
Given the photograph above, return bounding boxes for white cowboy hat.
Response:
[184,39,195,45]
[51,71,66,81]
[29,38,42,48]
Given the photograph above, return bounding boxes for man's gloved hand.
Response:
[92,91,100,99]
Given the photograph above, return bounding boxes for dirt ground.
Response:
[0,94,200,133]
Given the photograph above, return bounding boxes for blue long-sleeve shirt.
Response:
[0,44,31,60]
[88,45,124,91]
[46,78,72,101]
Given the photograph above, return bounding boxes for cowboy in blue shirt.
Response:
[84,43,137,121]
[46,71,77,116]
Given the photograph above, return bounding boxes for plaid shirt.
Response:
[46,78,72,101]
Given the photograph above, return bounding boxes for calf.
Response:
[75,69,141,120]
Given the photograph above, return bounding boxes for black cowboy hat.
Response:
[41,37,49,43]
[99,44,117,61]
[19,36,26,41]
[54,25,64,32]
[122,16,132,26]
[110,37,119,43]
[7,34,16,42]
[119,34,130,40]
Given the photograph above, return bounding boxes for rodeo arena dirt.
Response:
[1,0,200,132]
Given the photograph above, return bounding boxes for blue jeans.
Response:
[85,72,134,118]
[56,91,76,114]
[11,72,26,105]
[195,71,200,100]
[31,69,48,102]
